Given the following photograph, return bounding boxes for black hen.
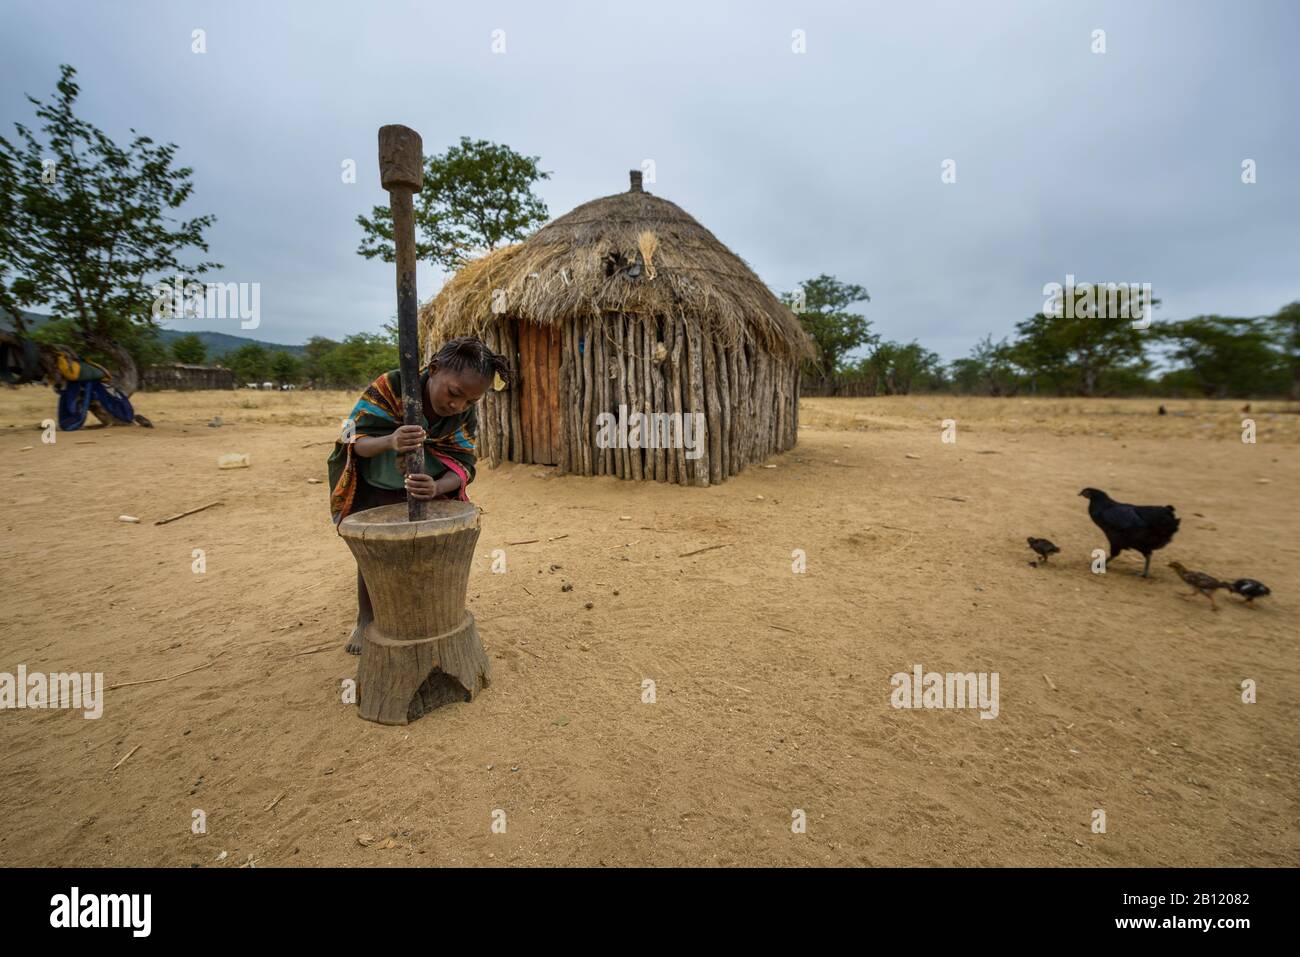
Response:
[1079,488,1180,577]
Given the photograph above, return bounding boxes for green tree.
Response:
[0,64,219,396]
[356,136,550,271]
[316,332,397,388]
[270,350,301,385]
[1003,286,1155,396]
[300,335,341,385]
[227,343,271,384]
[171,333,207,364]
[782,274,873,387]
[850,340,945,395]
[1153,316,1284,398]
[1264,300,1300,399]
[949,335,1020,396]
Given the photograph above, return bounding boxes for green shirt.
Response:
[360,412,446,490]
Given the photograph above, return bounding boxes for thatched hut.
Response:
[419,170,814,486]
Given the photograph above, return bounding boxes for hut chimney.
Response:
[629,169,643,192]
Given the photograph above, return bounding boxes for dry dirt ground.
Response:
[1,388,1296,867]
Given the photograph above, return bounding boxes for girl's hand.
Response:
[391,424,427,454]
[404,472,439,500]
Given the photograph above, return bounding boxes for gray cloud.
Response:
[2,0,1296,360]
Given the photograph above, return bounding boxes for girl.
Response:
[328,336,511,654]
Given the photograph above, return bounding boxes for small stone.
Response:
[561,583,573,592]
[584,601,594,610]
[118,515,140,524]
[307,478,322,484]
[619,515,631,520]
[905,453,921,460]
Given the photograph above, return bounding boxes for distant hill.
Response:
[153,329,307,360]
[1,310,306,361]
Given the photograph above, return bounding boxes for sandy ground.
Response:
[1,387,1297,867]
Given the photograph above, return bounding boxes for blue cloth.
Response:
[57,380,135,431]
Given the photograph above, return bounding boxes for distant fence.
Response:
[142,363,235,391]
[800,376,880,398]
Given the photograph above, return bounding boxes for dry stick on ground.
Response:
[154,501,223,525]
[265,792,285,812]
[1043,674,1058,691]
[108,649,230,690]
[547,534,569,542]
[506,539,540,546]
[287,643,336,658]
[765,622,797,634]
[111,745,141,772]
[301,440,335,448]
[679,543,732,558]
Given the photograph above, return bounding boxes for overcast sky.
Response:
[2,0,1297,360]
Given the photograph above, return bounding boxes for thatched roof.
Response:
[420,174,814,359]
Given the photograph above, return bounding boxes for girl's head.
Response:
[425,336,512,418]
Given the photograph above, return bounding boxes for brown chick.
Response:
[1167,561,1230,610]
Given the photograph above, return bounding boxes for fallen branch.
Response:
[679,543,731,558]
[111,745,141,772]
[288,643,335,658]
[765,622,797,634]
[108,649,229,690]
[506,539,540,546]
[155,501,223,525]
[265,792,285,812]
[1043,674,1058,691]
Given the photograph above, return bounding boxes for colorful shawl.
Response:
[328,366,478,525]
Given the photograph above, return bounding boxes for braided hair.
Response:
[428,336,513,387]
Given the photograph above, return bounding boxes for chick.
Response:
[1168,561,1230,610]
[1228,578,1271,606]
[1027,537,1060,566]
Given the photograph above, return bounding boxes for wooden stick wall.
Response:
[478,315,798,486]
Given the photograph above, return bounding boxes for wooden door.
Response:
[515,319,561,465]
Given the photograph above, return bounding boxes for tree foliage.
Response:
[170,332,206,364]
[0,64,218,394]
[356,136,550,271]
[783,274,873,381]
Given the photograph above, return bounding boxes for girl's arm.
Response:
[352,424,425,458]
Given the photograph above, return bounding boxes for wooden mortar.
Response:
[339,500,491,724]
